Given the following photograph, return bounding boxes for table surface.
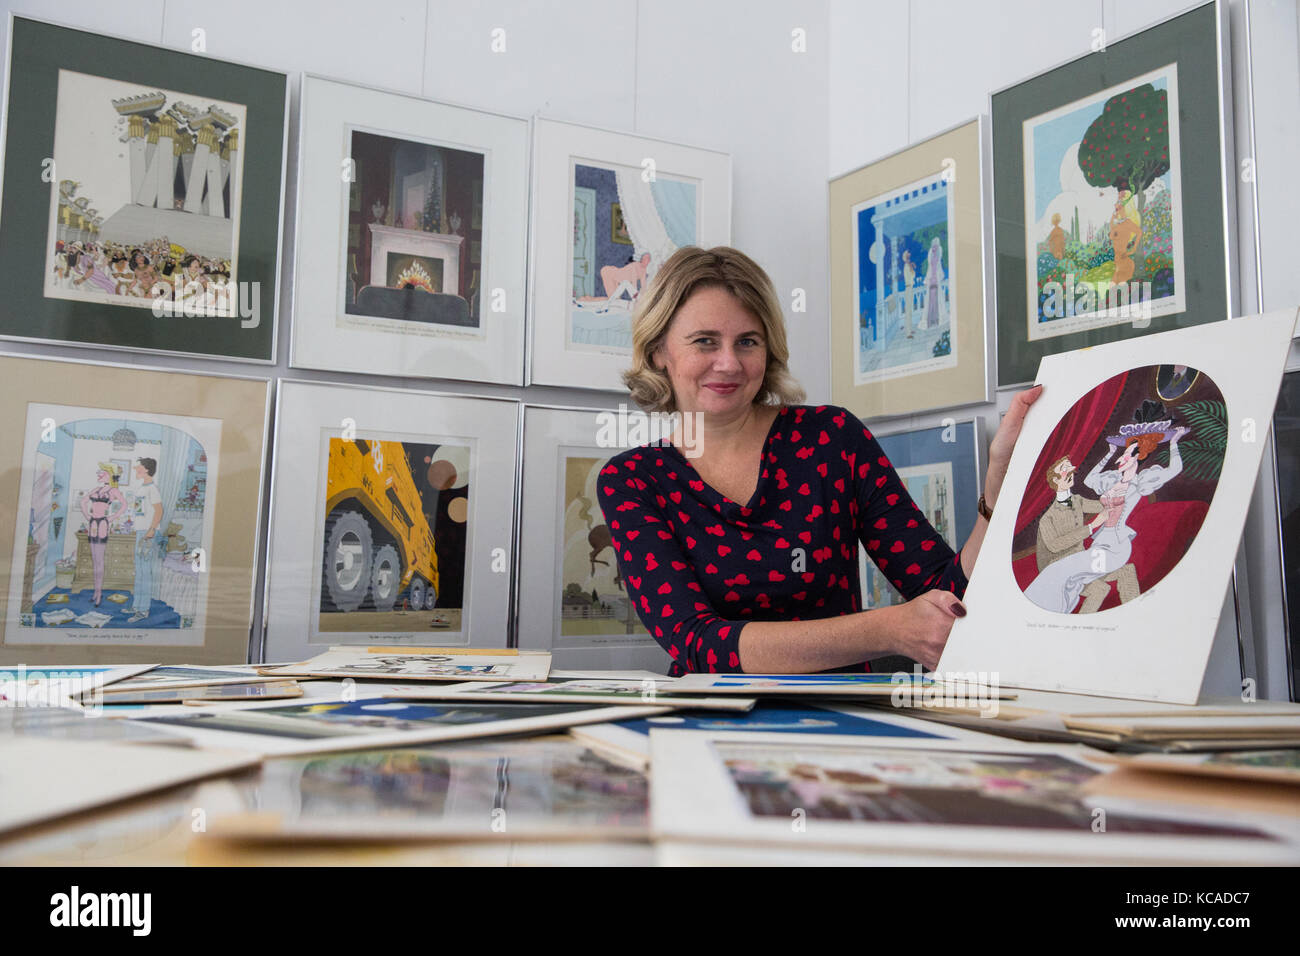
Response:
[3,673,1297,866]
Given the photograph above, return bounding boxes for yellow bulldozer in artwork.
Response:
[322,438,440,613]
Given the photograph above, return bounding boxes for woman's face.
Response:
[95,469,108,484]
[653,286,768,417]
[1117,445,1140,478]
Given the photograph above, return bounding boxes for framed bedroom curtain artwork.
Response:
[527,118,731,391]
[0,15,289,362]
[515,404,672,672]
[0,353,271,665]
[261,381,519,664]
[990,0,1235,387]
[288,74,529,384]
[830,118,993,417]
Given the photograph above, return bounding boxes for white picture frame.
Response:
[515,404,672,671]
[262,380,519,662]
[527,117,731,391]
[288,74,529,384]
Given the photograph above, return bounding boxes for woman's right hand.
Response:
[892,590,966,671]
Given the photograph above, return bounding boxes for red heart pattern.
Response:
[593,406,965,677]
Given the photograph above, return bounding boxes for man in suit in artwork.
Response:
[1035,455,1140,613]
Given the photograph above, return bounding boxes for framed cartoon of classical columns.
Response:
[288,75,529,383]
[0,15,289,362]
[515,404,671,671]
[527,118,732,391]
[830,118,993,418]
[0,354,271,664]
[262,381,519,664]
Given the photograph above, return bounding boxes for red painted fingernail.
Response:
[951,603,967,617]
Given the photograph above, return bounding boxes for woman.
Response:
[79,463,127,607]
[923,237,944,329]
[1025,423,1187,614]
[126,250,155,298]
[596,246,1039,676]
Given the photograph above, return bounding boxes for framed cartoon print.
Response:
[830,118,993,417]
[0,353,271,664]
[0,15,288,362]
[527,118,731,391]
[990,1,1235,386]
[288,75,529,384]
[857,418,984,612]
[515,404,671,671]
[261,381,519,663]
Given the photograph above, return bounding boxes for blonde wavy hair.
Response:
[622,245,805,414]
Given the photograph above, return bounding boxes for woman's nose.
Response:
[712,346,742,370]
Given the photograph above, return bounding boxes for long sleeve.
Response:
[848,418,969,600]
[1133,439,1183,495]
[596,455,748,674]
[1084,453,1118,494]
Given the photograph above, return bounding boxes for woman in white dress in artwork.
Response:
[1024,420,1188,614]
[923,236,945,330]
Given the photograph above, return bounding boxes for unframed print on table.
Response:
[649,729,1298,863]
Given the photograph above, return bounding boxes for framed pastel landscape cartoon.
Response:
[0,16,288,362]
[858,418,983,612]
[990,0,1233,386]
[515,405,670,671]
[528,118,731,391]
[0,354,271,664]
[262,381,518,664]
[830,118,992,418]
[289,75,529,383]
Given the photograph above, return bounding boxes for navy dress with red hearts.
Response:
[596,403,968,677]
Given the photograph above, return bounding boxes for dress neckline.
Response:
[662,405,788,511]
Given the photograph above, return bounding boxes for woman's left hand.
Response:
[984,385,1043,508]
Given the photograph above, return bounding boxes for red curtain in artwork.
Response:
[1014,370,1129,538]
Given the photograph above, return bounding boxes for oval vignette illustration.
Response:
[1012,364,1226,615]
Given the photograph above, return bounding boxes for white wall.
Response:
[829,0,1300,699]
[0,0,831,656]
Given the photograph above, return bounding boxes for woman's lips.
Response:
[704,383,740,393]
